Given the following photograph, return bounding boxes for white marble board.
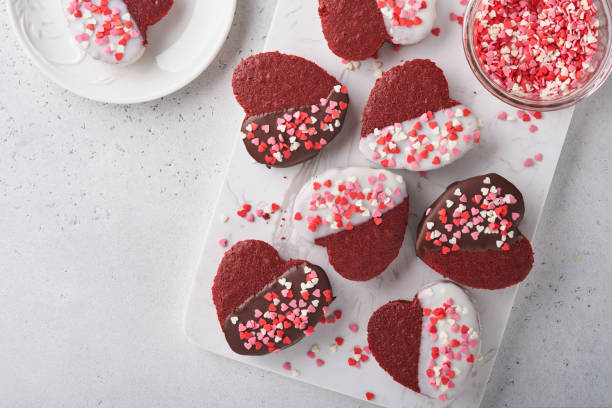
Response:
[185,1,574,407]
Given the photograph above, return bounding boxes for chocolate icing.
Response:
[222,262,334,356]
[241,85,349,168]
[416,173,525,256]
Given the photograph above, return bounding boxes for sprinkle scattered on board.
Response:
[365,392,375,401]
[236,202,281,223]
[524,154,544,167]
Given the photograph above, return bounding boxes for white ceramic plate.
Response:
[8,0,237,103]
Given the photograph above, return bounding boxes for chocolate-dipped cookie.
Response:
[368,281,480,402]
[318,0,438,61]
[212,240,334,355]
[360,59,481,171]
[232,52,350,168]
[63,0,173,65]
[415,173,534,289]
[293,167,410,281]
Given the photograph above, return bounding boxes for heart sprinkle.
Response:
[360,106,480,171]
[242,85,349,167]
[64,0,144,64]
[223,262,333,355]
[295,168,407,237]
[419,174,523,255]
[418,282,480,401]
[473,0,599,97]
[347,344,371,369]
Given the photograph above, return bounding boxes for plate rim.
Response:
[7,0,238,104]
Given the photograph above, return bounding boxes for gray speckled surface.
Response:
[1,1,610,408]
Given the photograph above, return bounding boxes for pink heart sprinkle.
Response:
[218,238,227,247]
[316,359,325,367]
[534,153,543,161]
[246,213,254,222]
[349,324,359,333]
[282,362,291,371]
[254,309,262,318]
[497,111,507,120]
[320,98,328,106]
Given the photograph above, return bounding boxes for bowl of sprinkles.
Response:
[463,0,612,110]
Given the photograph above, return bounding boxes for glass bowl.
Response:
[463,0,612,111]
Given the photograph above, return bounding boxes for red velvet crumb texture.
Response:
[232,52,339,118]
[318,0,390,61]
[124,0,174,44]
[367,299,422,392]
[212,240,305,323]
[315,198,409,281]
[420,237,535,289]
[361,59,459,138]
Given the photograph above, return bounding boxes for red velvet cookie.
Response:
[294,167,410,281]
[416,174,534,289]
[212,240,334,355]
[368,281,480,402]
[232,52,350,168]
[63,0,173,65]
[360,59,481,171]
[318,0,438,61]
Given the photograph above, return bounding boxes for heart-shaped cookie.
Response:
[367,281,480,402]
[212,240,334,355]
[415,173,534,289]
[63,0,173,64]
[360,59,481,171]
[232,52,350,168]
[318,0,437,61]
[294,167,410,281]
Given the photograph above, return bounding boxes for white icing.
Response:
[378,0,437,45]
[359,105,480,171]
[294,167,408,240]
[417,281,480,402]
[63,0,145,65]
